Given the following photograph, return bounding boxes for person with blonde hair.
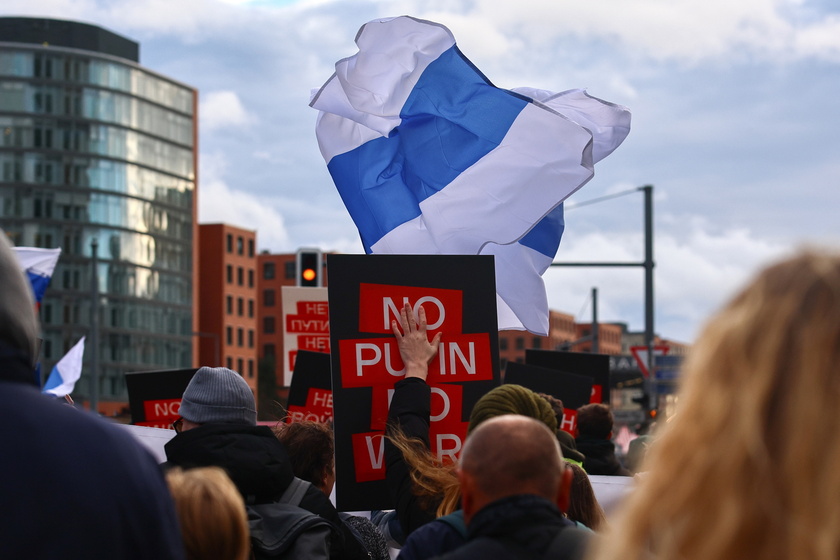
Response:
[166,467,250,560]
[589,249,840,560]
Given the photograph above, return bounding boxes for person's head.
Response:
[468,384,558,434]
[166,467,250,560]
[566,463,607,531]
[274,420,336,496]
[0,232,39,374]
[537,392,565,428]
[575,403,613,440]
[591,249,840,560]
[178,367,257,429]
[458,414,572,525]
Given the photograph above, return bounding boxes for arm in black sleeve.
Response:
[385,376,436,539]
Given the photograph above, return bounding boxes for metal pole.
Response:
[591,287,599,354]
[90,238,99,414]
[641,185,656,406]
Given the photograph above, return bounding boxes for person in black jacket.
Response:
[574,403,631,476]
[432,415,590,560]
[0,232,186,560]
[164,366,366,560]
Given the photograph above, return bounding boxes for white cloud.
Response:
[199,90,254,131]
[544,223,793,343]
[198,152,291,250]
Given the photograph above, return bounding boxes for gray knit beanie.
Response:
[179,366,257,425]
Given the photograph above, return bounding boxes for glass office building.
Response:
[0,18,197,411]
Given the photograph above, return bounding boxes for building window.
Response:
[248,239,254,257]
[263,262,275,280]
[532,337,542,349]
[237,236,244,255]
[264,316,275,334]
[284,261,296,280]
[264,289,276,307]
[248,359,254,379]
[248,269,254,288]
[226,296,233,315]
[515,337,525,350]
[248,299,254,318]
[237,328,244,347]
[237,297,244,316]
[226,265,233,284]
[237,267,244,286]
[264,343,276,356]
[248,330,254,348]
[227,357,233,369]
[237,358,244,373]
[226,327,233,345]
[226,234,233,253]
[499,337,508,351]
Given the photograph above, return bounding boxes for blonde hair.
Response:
[590,249,840,560]
[387,428,461,517]
[166,467,251,560]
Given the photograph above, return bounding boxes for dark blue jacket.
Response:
[430,495,590,560]
[397,510,466,560]
[0,355,185,560]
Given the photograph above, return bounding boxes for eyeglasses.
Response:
[171,417,184,433]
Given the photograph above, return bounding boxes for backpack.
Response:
[247,477,334,560]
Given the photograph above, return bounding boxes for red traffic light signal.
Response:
[296,249,322,287]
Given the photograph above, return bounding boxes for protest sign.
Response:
[125,368,197,428]
[526,349,611,405]
[285,350,333,423]
[328,254,500,511]
[282,286,329,386]
[503,361,593,433]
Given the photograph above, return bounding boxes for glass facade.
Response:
[0,26,196,406]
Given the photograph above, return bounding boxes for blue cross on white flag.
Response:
[42,337,85,397]
[311,16,630,335]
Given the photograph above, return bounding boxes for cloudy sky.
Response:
[5,0,838,343]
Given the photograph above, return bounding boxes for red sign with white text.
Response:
[358,284,462,335]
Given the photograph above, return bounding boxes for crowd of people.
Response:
[2,228,839,559]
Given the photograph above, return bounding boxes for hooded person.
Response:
[0,231,186,560]
[164,366,367,560]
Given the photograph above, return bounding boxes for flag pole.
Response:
[90,238,99,414]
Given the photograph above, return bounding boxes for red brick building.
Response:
[256,251,329,388]
[197,224,258,392]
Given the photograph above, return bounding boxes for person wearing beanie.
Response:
[387,303,581,560]
[467,384,558,434]
[164,366,368,560]
[0,232,186,560]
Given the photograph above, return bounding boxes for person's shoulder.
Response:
[400,514,468,560]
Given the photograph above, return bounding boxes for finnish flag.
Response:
[311,16,630,335]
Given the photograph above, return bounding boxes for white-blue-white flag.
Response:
[311,16,630,335]
[12,247,61,305]
[42,337,85,397]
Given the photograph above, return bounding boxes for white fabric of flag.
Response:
[42,336,85,397]
[311,16,631,335]
[12,247,61,304]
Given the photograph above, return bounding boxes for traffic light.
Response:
[296,249,322,287]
